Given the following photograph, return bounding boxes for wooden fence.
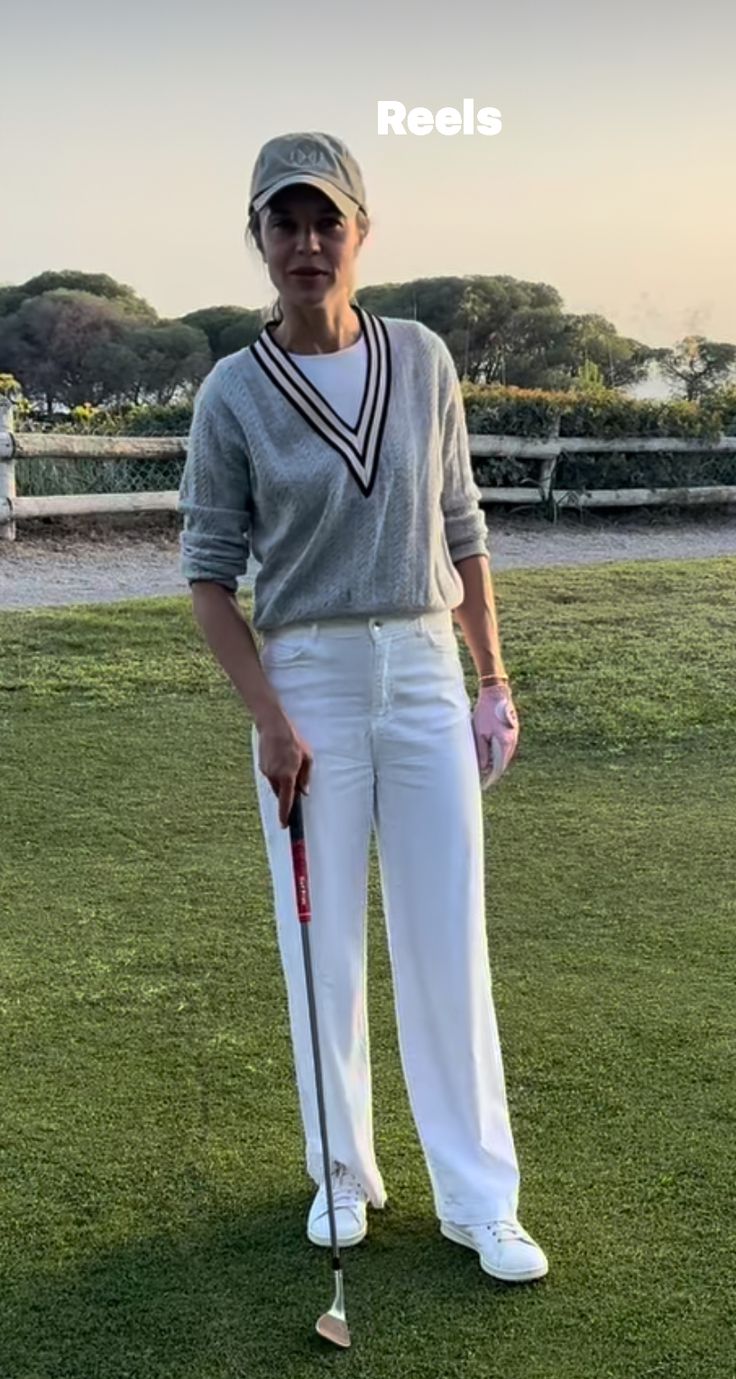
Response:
[2,398,736,542]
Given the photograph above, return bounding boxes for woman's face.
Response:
[259,186,365,309]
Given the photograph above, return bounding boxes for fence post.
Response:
[0,397,16,543]
[538,413,561,523]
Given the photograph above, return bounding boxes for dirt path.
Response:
[1,510,735,610]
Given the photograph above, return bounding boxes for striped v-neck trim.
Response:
[248,305,392,497]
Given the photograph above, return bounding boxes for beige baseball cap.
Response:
[248,131,367,219]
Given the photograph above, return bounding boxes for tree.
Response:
[655,335,736,401]
[1,267,723,409]
[356,274,652,390]
[0,269,156,323]
[120,321,211,405]
[0,290,210,412]
[180,305,263,360]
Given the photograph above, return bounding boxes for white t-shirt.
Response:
[287,336,367,428]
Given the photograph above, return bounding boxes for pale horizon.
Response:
[4,0,734,389]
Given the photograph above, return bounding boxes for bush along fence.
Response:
[2,383,736,542]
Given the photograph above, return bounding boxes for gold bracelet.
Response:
[478,673,509,686]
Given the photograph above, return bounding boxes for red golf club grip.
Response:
[288,793,311,923]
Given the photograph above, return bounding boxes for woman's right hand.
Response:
[257,709,314,828]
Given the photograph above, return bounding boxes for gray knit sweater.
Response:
[177,305,488,632]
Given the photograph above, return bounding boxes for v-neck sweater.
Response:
[177,305,489,633]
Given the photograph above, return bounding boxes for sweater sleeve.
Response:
[178,369,253,592]
[437,341,489,563]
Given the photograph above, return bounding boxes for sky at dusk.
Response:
[3,0,734,393]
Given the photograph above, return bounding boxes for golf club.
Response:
[288,789,351,1349]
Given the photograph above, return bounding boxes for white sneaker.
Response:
[441,1217,549,1282]
[307,1161,368,1247]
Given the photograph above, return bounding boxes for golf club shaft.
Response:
[289,793,341,1268]
[300,921,340,1265]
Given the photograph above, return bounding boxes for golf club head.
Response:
[316,1260,350,1346]
[316,1308,351,1348]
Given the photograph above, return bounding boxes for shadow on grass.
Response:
[5,1192,536,1377]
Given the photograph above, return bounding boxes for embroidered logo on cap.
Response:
[287,142,334,170]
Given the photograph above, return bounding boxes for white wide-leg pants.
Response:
[250,608,521,1225]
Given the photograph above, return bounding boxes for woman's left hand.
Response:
[471,683,520,789]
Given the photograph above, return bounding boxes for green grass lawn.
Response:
[1,558,734,1379]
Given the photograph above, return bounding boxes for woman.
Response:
[178,131,548,1284]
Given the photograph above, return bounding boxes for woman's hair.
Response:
[245,202,371,326]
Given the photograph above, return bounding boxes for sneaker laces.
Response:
[484,1218,533,1244]
[324,1161,366,1210]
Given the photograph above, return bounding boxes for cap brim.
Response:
[251,175,358,218]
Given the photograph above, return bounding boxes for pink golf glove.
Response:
[472,683,519,789]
